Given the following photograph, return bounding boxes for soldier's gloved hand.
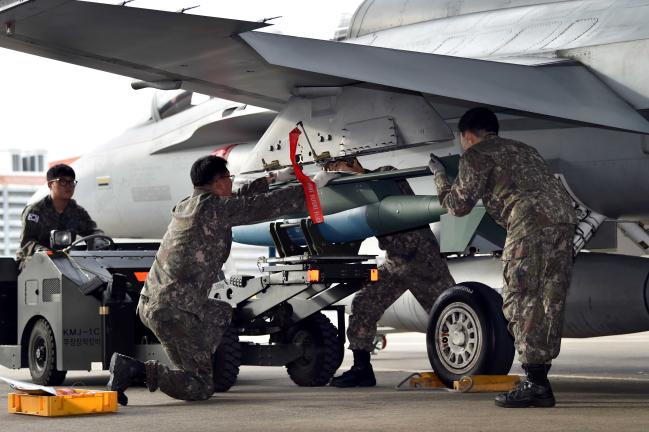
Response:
[90,237,111,251]
[269,167,295,184]
[428,153,446,176]
[312,171,340,188]
[35,245,50,254]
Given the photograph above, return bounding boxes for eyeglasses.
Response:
[50,178,78,187]
[218,175,235,181]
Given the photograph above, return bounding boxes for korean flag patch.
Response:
[27,213,40,223]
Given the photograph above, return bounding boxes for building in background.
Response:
[0,149,47,256]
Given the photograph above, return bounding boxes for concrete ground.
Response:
[2,332,649,431]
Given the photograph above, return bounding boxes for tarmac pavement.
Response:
[1,332,648,431]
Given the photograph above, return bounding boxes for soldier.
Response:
[326,157,456,388]
[17,163,103,268]
[429,107,577,408]
[107,156,304,405]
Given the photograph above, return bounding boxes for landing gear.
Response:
[28,319,67,386]
[426,282,514,387]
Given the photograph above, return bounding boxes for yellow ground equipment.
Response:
[396,372,520,393]
[8,389,118,417]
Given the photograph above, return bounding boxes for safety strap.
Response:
[289,127,324,224]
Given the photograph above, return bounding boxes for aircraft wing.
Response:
[1,0,648,133]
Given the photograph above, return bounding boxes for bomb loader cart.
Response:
[209,218,378,390]
[0,226,377,391]
[0,232,163,385]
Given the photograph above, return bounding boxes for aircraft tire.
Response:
[426,282,514,387]
[284,312,343,386]
[28,318,67,386]
[212,326,241,392]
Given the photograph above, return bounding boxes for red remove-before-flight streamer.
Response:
[288,127,324,224]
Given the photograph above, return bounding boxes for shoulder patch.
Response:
[27,213,40,223]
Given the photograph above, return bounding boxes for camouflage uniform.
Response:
[348,167,455,352]
[17,195,102,267]
[434,136,577,364]
[138,177,305,401]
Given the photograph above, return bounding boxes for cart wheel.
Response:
[28,319,67,386]
[426,282,514,387]
[283,312,343,386]
[212,326,241,392]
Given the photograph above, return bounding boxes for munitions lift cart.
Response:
[209,218,377,389]
[0,220,377,391]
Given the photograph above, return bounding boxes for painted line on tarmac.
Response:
[550,374,649,382]
[367,369,649,382]
[370,367,428,373]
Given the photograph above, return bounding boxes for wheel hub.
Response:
[293,330,316,364]
[32,337,47,371]
[449,325,466,347]
[435,302,483,375]
[36,346,45,361]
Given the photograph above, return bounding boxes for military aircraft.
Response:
[2,0,649,383]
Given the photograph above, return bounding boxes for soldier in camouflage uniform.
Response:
[108,156,305,405]
[429,107,577,408]
[17,164,103,269]
[323,158,456,388]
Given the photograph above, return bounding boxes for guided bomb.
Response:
[232,167,447,246]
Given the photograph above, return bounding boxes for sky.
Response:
[0,0,361,162]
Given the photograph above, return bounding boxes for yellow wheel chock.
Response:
[453,374,521,393]
[395,372,520,393]
[395,372,447,390]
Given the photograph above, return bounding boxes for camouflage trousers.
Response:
[138,297,233,401]
[348,255,455,352]
[502,224,575,365]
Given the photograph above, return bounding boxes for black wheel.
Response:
[28,319,67,386]
[282,312,343,386]
[212,326,241,392]
[426,282,514,387]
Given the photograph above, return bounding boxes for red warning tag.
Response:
[289,127,324,224]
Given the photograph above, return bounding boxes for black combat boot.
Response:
[330,350,376,388]
[495,363,555,408]
[107,353,146,406]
